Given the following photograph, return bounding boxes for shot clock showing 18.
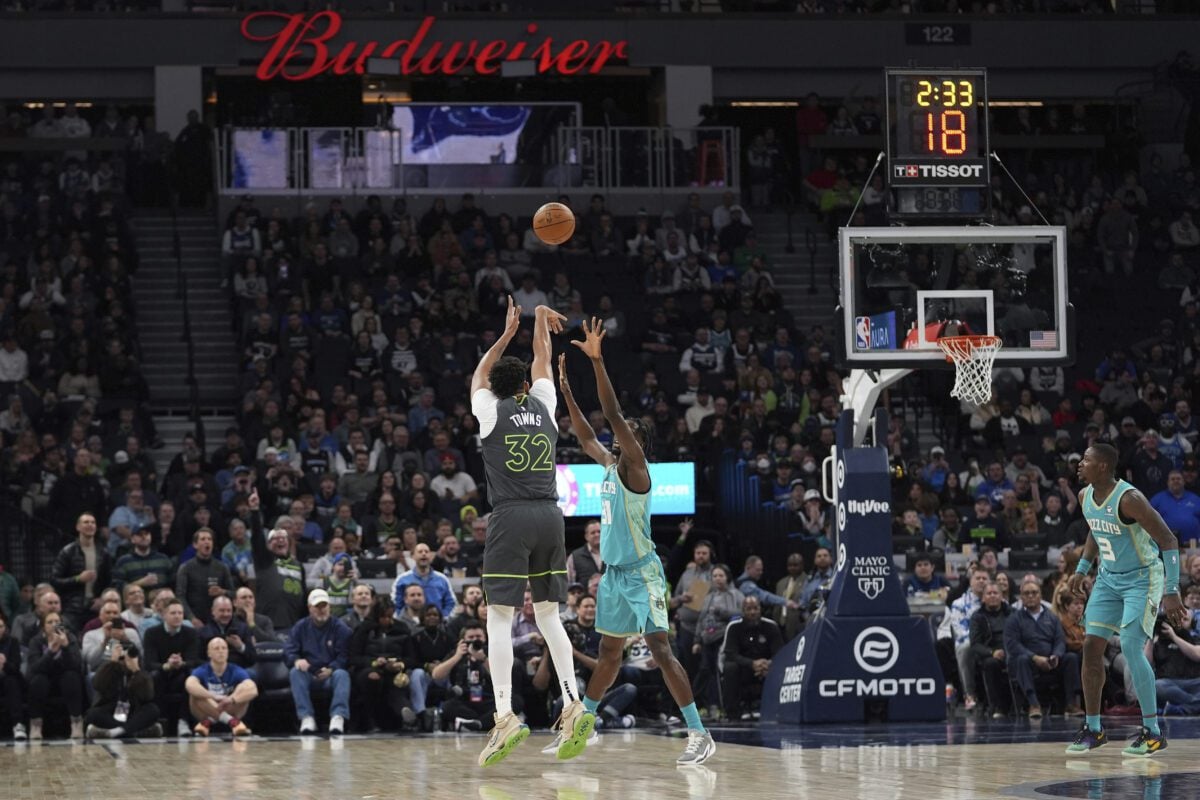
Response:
[533,201,576,246]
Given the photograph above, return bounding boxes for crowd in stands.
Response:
[6,87,1200,741]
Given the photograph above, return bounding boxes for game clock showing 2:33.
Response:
[885,67,991,218]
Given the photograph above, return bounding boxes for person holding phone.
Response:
[25,611,84,739]
[84,641,160,739]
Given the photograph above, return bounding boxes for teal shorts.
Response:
[1084,562,1163,640]
[595,555,670,638]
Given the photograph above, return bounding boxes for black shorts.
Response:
[482,500,568,607]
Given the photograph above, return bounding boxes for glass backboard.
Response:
[838,226,1072,369]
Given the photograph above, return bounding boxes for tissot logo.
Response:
[893,163,984,179]
[846,499,890,515]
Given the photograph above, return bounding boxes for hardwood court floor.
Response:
[2,719,1199,800]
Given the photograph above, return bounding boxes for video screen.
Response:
[556,463,696,517]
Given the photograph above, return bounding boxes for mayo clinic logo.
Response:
[853,626,899,674]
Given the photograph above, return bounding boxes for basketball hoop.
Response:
[937,335,1003,406]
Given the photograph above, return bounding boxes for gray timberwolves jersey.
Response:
[480,386,558,503]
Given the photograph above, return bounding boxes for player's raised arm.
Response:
[572,317,650,491]
[471,296,522,396]
[1119,488,1186,624]
[558,352,614,467]
[531,304,567,384]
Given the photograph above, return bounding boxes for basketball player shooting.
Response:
[557,319,716,766]
[470,297,596,767]
[1065,443,1186,757]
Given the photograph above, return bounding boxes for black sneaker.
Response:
[1065,723,1108,755]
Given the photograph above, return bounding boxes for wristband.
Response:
[1163,549,1180,595]
[1075,558,1093,576]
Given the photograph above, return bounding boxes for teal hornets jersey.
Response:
[599,462,653,568]
[1083,480,1160,573]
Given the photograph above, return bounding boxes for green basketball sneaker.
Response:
[1122,727,1167,758]
[1066,723,1109,755]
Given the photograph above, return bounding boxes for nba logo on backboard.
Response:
[855,316,871,349]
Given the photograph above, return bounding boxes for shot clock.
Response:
[885,67,990,216]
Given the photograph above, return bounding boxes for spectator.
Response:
[234,586,278,644]
[349,596,416,733]
[186,636,257,737]
[175,528,234,627]
[566,519,602,587]
[286,588,352,735]
[120,585,154,631]
[773,553,807,641]
[1151,607,1200,714]
[720,596,782,720]
[51,512,112,631]
[248,492,307,632]
[431,620,498,732]
[735,555,798,617]
[691,564,743,720]
[1003,580,1082,718]
[0,610,26,740]
[342,584,376,630]
[83,640,160,740]
[937,566,989,713]
[905,553,950,596]
[80,599,141,676]
[970,582,1013,719]
[799,546,835,610]
[26,611,84,740]
[49,450,107,535]
[669,540,715,675]
[392,543,456,620]
[198,596,256,671]
[142,598,201,738]
[1150,470,1200,544]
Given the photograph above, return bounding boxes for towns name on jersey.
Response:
[508,411,543,427]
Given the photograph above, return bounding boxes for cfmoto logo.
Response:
[853,627,899,674]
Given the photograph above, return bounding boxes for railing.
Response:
[0,502,71,585]
[715,451,828,583]
[214,124,738,194]
[169,193,204,449]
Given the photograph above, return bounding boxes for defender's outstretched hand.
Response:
[536,304,568,335]
[557,353,573,397]
[571,317,607,360]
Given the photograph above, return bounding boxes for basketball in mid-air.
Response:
[532,201,575,245]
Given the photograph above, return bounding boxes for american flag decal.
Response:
[1030,330,1058,349]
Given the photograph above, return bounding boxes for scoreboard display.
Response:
[886,67,990,215]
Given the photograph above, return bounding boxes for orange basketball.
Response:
[532,201,576,246]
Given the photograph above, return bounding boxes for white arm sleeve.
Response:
[529,378,558,419]
[472,389,500,438]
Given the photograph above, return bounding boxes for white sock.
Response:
[534,601,580,704]
[218,712,233,724]
[110,727,125,738]
[486,604,516,717]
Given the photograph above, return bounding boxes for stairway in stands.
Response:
[752,209,840,337]
[131,210,239,470]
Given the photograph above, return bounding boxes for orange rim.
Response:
[936,334,1002,364]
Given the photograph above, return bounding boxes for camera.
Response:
[468,640,485,652]
[54,624,65,635]
[123,643,139,660]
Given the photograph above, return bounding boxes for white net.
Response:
[937,336,1002,406]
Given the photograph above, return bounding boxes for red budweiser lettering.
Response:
[241,12,629,81]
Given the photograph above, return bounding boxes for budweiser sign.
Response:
[241,12,629,81]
